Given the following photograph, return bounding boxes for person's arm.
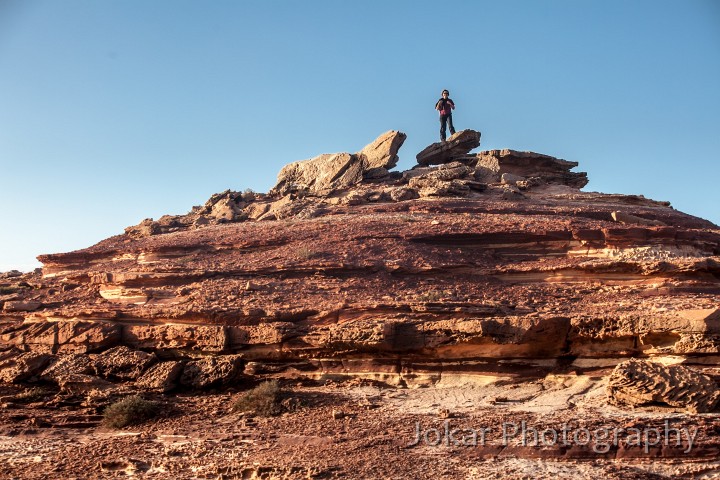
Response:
[449,99,455,110]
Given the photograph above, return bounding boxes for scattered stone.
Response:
[342,192,366,206]
[389,187,419,202]
[0,270,23,280]
[501,185,525,200]
[516,177,543,190]
[409,177,470,197]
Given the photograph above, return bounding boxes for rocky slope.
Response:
[1,129,719,478]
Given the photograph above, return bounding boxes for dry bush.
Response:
[232,380,283,416]
[102,395,160,428]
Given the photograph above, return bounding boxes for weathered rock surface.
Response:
[40,354,94,382]
[0,351,53,383]
[178,355,244,389]
[476,149,588,188]
[136,360,184,392]
[92,346,157,381]
[416,129,481,166]
[271,130,406,196]
[607,359,720,413]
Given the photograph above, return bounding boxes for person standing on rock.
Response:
[435,89,456,142]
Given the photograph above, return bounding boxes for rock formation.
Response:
[607,358,720,413]
[2,130,719,392]
[270,130,407,196]
[1,129,719,477]
[415,129,481,166]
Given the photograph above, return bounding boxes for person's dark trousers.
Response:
[440,114,455,141]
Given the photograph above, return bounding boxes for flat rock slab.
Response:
[416,130,481,166]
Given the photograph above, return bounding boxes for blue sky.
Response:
[1,0,719,271]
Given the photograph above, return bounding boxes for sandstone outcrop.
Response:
[607,359,720,413]
[271,130,406,196]
[475,149,588,188]
[1,129,718,399]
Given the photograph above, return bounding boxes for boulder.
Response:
[179,355,244,389]
[389,187,419,202]
[0,352,54,383]
[1,319,122,355]
[416,130,481,166]
[607,358,720,413]
[92,346,157,381]
[136,361,185,392]
[501,172,526,185]
[122,324,228,352]
[356,130,407,170]
[56,321,123,354]
[271,131,406,196]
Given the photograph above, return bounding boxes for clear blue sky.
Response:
[1,0,719,271]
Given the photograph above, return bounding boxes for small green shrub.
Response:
[232,380,283,416]
[102,395,161,429]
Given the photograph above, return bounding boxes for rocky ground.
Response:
[1,375,720,479]
[1,129,719,478]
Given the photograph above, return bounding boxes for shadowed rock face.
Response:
[1,129,719,412]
